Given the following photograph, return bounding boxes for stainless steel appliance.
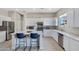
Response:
[2,21,15,41]
[36,22,43,31]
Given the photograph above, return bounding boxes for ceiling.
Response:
[3,8,60,13]
[16,8,60,13]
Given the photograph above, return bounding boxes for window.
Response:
[59,13,67,25]
[59,17,64,25]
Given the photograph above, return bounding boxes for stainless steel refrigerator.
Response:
[2,21,15,41]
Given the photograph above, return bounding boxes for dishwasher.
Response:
[58,33,64,49]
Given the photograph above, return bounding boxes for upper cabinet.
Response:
[74,8,79,27]
[44,18,57,26]
[65,8,79,27]
[66,10,74,27]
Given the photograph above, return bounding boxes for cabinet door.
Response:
[70,39,79,51]
[44,18,55,26]
[74,8,79,27]
[43,30,53,37]
[52,19,57,26]
[52,31,58,42]
[0,31,6,42]
[0,20,2,26]
[0,17,2,26]
[66,10,74,27]
[63,36,70,51]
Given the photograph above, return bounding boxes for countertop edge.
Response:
[52,30,79,42]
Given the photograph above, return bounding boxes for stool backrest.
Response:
[16,33,25,39]
[30,33,39,39]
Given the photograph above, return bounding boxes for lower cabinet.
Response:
[52,31,79,51]
[63,36,70,51]
[70,39,79,51]
[0,31,6,42]
[43,30,53,37]
[63,35,79,51]
[52,31,58,42]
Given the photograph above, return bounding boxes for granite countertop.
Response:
[52,30,79,42]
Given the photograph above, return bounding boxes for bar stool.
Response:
[15,33,27,51]
[29,33,40,51]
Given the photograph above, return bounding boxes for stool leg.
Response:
[29,46,31,51]
[15,38,20,51]
[29,38,32,51]
[23,39,27,51]
[15,46,20,51]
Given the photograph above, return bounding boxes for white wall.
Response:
[0,9,9,16]
[0,9,12,26]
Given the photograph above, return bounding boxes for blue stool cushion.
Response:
[30,33,39,39]
[16,33,25,39]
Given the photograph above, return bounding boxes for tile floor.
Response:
[0,40,11,51]
[0,37,64,51]
[39,37,64,51]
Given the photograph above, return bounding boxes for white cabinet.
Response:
[0,19,2,26]
[66,10,74,27]
[52,31,58,42]
[43,30,53,37]
[44,18,52,26]
[63,36,70,51]
[51,30,79,51]
[52,19,57,26]
[0,31,6,42]
[44,18,57,26]
[66,8,79,27]
[63,35,79,51]
[70,39,79,51]
[74,8,79,27]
